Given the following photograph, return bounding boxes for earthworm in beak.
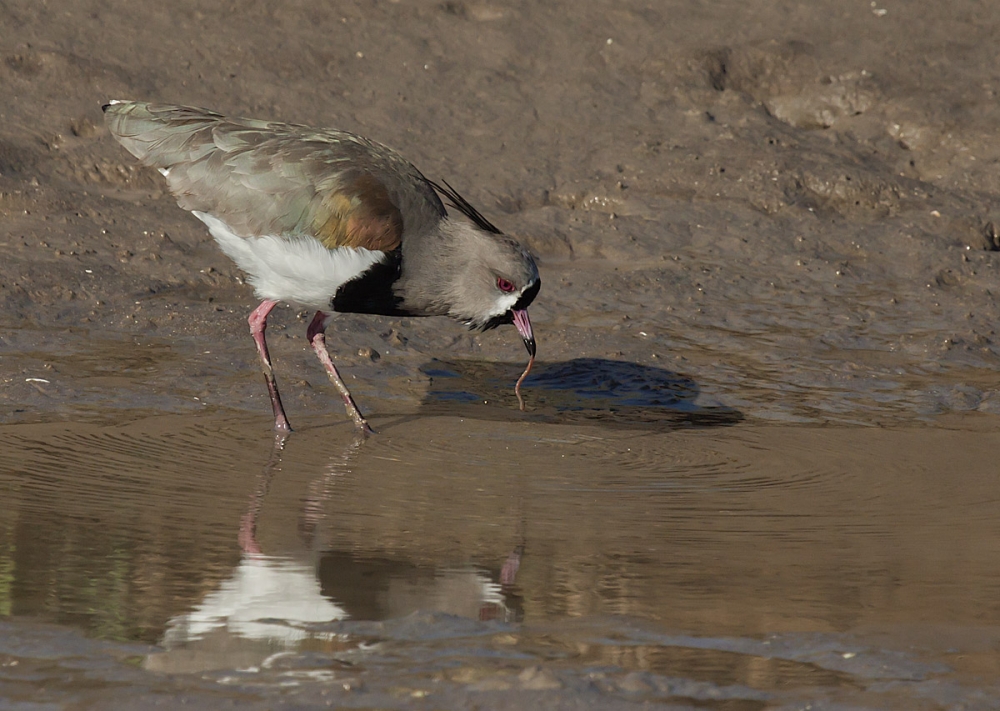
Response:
[512,309,535,411]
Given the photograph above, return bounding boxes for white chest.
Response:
[193,211,385,312]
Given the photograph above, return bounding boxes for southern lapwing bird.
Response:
[103,101,540,434]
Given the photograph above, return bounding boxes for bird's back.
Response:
[103,102,446,248]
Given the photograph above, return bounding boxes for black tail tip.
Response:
[101,103,111,113]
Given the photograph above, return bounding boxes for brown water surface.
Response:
[1,410,999,709]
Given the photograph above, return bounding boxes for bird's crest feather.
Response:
[429,180,502,235]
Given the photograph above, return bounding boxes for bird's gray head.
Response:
[437,219,540,355]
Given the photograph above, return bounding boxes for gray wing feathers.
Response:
[103,102,445,240]
[104,103,229,168]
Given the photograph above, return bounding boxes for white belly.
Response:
[193,211,385,312]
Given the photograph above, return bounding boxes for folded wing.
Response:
[103,102,445,252]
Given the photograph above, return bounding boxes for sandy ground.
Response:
[3,0,1000,708]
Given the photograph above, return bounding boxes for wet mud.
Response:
[3,0,1000,708]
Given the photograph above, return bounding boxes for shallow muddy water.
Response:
[2,411,1000,709]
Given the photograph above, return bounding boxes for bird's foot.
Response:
[345,396,376,436]
[273,414,293,433]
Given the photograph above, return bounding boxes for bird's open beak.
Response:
[512,309,536,357]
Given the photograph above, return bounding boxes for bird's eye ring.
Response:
[497,277,516,293]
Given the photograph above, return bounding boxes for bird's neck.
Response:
[391,218,473,318]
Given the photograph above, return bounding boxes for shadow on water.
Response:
[413,357,743,430]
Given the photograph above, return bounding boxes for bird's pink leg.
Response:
[307,311,374,435]
[249,299,292,432]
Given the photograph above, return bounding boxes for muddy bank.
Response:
[2,0,1000,425]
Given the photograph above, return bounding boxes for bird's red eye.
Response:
[497,277,516,293]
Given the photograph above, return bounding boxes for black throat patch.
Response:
[513,279,541,312]
[478,278,541,331]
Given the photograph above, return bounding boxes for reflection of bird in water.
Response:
[155,556,347,649]
[295,432,523,623]
[104,101,540,434]
[147,430,523,673]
